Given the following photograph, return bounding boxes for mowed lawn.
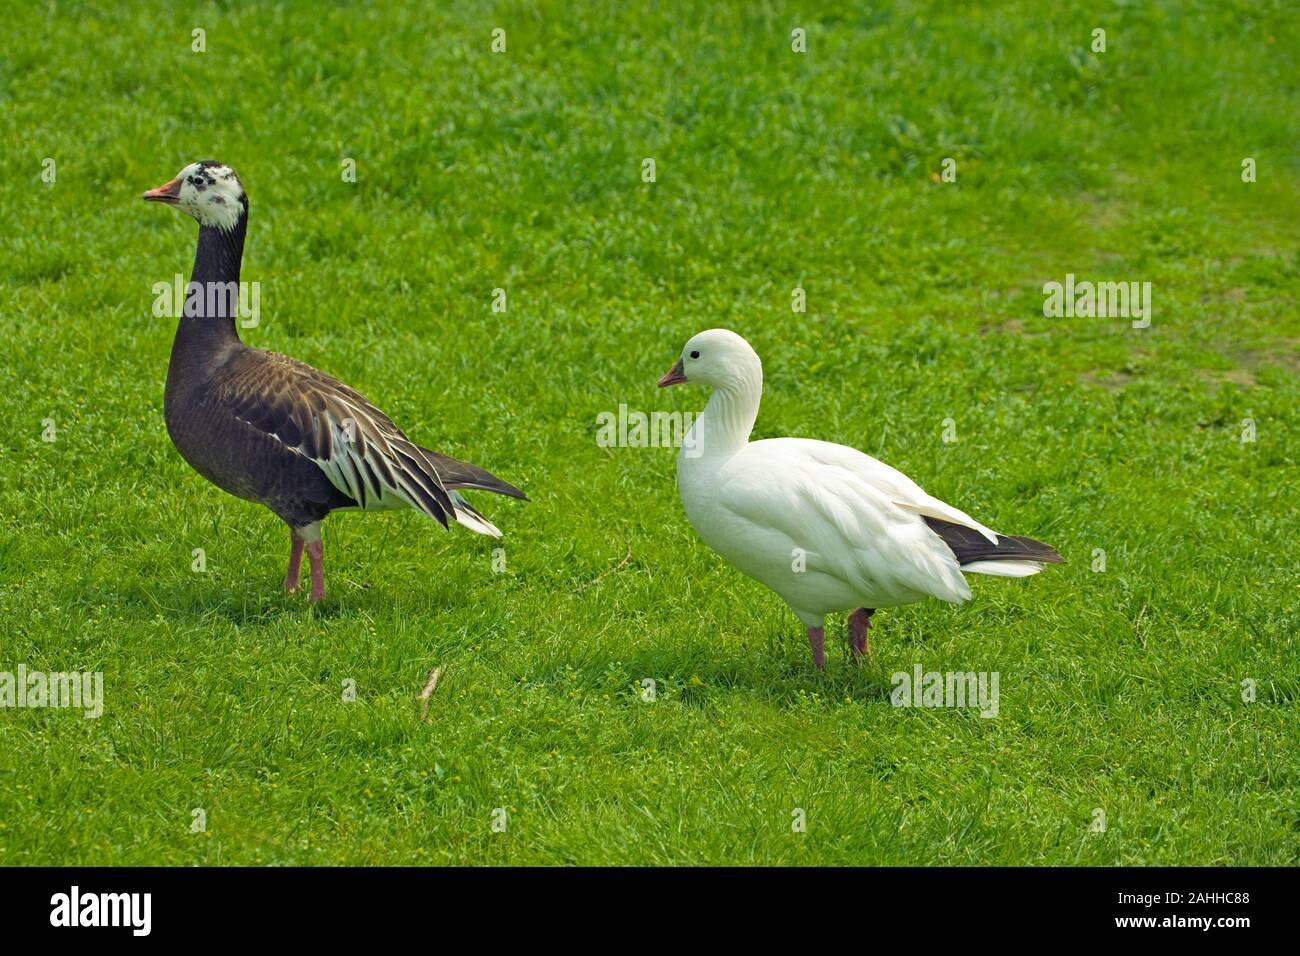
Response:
[1,1,1296,865]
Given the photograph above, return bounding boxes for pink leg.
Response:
[283,532,305,593]
[849,607,874,662]
[806,626,826,670]
[307,540,325,603]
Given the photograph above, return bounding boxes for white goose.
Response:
[657,329,1062,669]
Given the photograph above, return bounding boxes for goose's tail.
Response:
[421,447,527,538]
[448,490,502,538]
[923,516,1063,578]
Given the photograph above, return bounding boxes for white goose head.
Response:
[143,161,247,232]
[658,328,762,392]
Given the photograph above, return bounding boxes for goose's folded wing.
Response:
[717,446,972,603]
[753,438,998,543]
[212,350,453,525]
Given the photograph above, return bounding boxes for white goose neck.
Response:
[692,371,762,461]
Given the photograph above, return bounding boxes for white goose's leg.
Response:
[849,607,874,662]
[806,625,826,670]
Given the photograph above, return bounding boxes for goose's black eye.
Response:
[689,350,700,359]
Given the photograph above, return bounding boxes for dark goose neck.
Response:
[169,213,248,383]
[192,217,246,288]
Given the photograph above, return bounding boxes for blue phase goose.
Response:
[144,161,525,602]
[658,329,1062,669]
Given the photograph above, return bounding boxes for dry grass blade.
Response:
[419,666,443,722]
[574,548,632,593]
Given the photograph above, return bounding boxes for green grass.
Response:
[1,0,1297,865]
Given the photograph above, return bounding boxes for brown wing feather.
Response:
[212,350,453,526]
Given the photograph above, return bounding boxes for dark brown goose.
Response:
[144,161,525,602]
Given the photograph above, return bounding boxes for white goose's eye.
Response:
[690,350,700,359]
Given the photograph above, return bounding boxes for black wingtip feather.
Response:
[420,448,528,501]
[923,516,1064,566]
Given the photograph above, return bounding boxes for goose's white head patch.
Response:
[143,161,246,232]
[658,328,762,391]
